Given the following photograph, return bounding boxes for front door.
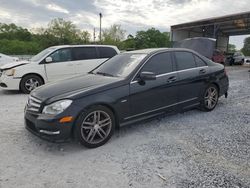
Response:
[128,52,179,120]
[44,48,75,82]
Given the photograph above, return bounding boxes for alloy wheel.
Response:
[81,110,112,144]
[204,87,218,109]
[25,78,40,91]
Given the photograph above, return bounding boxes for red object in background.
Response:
[212,50,226,65]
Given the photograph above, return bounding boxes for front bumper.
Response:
[0,75,21,90]
[25,109,75,142]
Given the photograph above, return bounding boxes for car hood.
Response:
[0,60,29,70]
[31,74,124,103]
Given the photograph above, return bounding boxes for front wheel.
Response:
[20,74,43,94]
[200,84,219,111]
[74,105,115,148]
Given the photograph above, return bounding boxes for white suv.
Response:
[0,45,119,93]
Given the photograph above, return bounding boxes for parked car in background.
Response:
[0,45,119,93]
[0,53,19,67]
[227,51,245,65]
[25,48,229,148]
[212,49,226,65]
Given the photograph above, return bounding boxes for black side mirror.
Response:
[140,71,156,81]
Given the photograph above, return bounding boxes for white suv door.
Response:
[44,48,75,82]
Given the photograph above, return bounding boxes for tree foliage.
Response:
[241,37,250,56]
[134,28,171,49]
[0,19,172,55]
[102,24,126,48]
[228,44,237,53]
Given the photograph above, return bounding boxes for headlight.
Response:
[42,100,72,115]
[4,69,15,76]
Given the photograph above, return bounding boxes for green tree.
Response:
[228,44,237,53]
[46,18,80,44]
[134,28,171,49]
[102,24,126,48]
[122,34,136,50]
[241,37,250,56]
[79,30,91,43]
[0,23,32,41]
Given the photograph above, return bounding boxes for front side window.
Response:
[31,47,56,62]
[175,51,196,70]
[98,47,117,58]
[72,47,98,60]
[141,52,173,75]
[49,48,72,63]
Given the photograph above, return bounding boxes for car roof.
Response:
[124,48,198,55]
[50,45,118,49]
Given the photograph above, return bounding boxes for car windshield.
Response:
[30,47,56,62]
[234,52,243,56]
[92,53,147,78]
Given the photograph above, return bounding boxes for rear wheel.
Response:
[240,59,244,65]
[20,74,43,94]
[200,84,219,111]
[74,105,115,148]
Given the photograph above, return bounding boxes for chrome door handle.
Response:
[167,76,177,83]
[199,69,206,74]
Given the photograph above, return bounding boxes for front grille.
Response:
[26,96,42,113]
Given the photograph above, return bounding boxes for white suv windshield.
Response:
[92,53,147,78]
[30,47,56,62]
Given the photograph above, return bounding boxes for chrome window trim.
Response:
[130,51,172,83]
[124,97,198,120]
[130,66,208,85]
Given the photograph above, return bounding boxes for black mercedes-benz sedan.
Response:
[25,48,229,148]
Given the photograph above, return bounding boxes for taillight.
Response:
[224,68,227,76]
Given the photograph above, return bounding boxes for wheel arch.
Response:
[210,82,220,94]
[71,102,120,138]
[19,73,45,90]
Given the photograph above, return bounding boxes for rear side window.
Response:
[98,47,117,58]
[72,47,98,60]
[194,55,207,67]
[141,52,173,75]
[175,52,196,70]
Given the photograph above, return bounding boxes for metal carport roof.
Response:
[171,11,250,37]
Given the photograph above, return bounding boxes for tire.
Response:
[20,74,43,94]
[74,105,115,148]
[200,84,219,112]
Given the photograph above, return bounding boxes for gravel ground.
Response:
[0,66,249,188]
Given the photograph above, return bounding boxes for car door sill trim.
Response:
[124,97,198,120]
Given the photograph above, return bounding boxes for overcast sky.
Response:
[0,0,249,49]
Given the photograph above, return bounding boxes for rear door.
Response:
[174,51,208,106]
[72,47,103,75]
[128,52,179,119]
[44,48,75,82]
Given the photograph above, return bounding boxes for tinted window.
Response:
[92,53,146,78]
[72,47,98,60]
[141,52,172,75]
[98,47,117,58]
[175,52,196,70]
[194,55,207,67]
[49,48,72,63]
